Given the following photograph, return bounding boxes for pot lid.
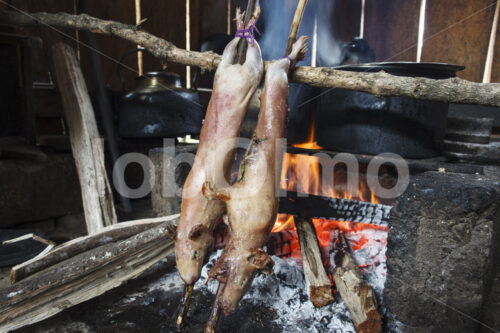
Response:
[137,71,183,88]
[333,62,465,79]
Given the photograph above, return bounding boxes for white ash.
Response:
[343,228,387,297]
[146,227,387,332]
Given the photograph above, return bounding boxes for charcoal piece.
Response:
[384,172,500,333]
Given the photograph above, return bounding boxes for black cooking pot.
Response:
[118,71,203,139]
[117,48,203,139]
[315,62,464,158]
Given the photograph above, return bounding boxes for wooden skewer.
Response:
[205,282,224,333]
[285,0,308,55]
[176,284,194,328]
[236,0,259,64]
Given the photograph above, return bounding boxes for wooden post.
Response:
[295,217,334,307]
[52,43,117,234]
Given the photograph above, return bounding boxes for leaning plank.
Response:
[2,10,500,107]
[10,214,179,284]
[333,232,381,333]
[295,217,334,307]
[0,222,176,332]
[52,42,116,234]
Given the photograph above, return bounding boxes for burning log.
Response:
[1,10,500,107]
[332,232,382,333]
[294,217,334,307]
[0,218,177,332]
[279,191,391,226]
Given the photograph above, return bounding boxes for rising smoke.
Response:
[258,0,343,66]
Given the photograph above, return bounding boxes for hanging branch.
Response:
[2,9,500,108]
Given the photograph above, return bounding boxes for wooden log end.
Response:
[10,269,16,285]
[309,284,334,308]
[355,309,382,333]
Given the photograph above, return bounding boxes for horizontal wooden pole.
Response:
[1,10,500,107]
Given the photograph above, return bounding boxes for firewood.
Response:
[295,217,334,307]
[332,232,381,333]
[0,221,177,332]
[280,191,391,225]
[1,10,500,107]
[52,42,116,234]
[10,215,179,284]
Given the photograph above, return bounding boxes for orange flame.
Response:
[274,121,386,255]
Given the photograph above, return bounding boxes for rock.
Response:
[384,172,500,333]
[149,144,197,216]
[0,154,82,228]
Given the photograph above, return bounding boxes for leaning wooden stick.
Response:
[53,42,117,234]
[295,217,334,307]
[285,0,308,55]
[2,10,500,107]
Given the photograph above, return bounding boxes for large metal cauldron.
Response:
[315,62,464,158]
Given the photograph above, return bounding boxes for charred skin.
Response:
[206,37,308,314]
[175,8,263,285]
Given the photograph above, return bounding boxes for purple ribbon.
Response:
[235,24,260,45]
[280,55,293,63]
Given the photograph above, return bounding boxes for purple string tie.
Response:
[235,24,260,45]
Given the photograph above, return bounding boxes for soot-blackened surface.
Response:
[13,257,281,333]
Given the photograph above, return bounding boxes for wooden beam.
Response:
[0,221,177,332]
[295,217,334,307]
[10,214,179,284]
[52,42,117,234]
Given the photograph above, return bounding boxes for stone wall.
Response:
[384,172,500,333]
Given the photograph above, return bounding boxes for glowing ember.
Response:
[271,214,388,258]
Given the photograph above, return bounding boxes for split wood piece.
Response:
[0,222,176,332]
[52,42,117,234]
[2,10,500,108]
[333,232,381,333]
[294,217,334,308]
[285,0,308,55]
[280,191,391,226]
[3,233,55,247]
[10,214,179,284]
[235,0,259,64]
